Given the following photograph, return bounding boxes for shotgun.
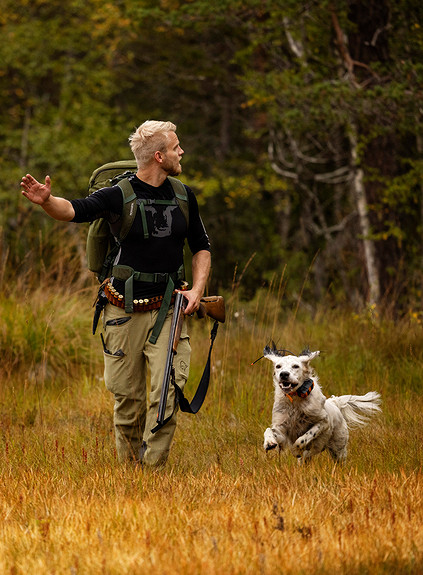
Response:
[152,293,225,433]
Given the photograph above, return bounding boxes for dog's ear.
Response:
[264,341,279,356]
[263,345,277,361]
[299,350,320,363]
[263,345,272,357]
[264,342,296,361]
[263,343,281,362]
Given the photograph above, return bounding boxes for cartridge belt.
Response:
[104,282,186,313]
[111,264,185,314]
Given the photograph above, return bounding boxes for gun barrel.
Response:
[156,355,174,426]
[156,291,186,426]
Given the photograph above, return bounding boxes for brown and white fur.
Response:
[263,346,381,463]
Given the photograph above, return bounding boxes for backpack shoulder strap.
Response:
[113,176,188,243]
[116,178,137,242]
[168,176,189,227]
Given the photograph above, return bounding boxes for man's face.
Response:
[161,131,184,176]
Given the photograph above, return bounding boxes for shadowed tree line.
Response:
[1,0,422,313]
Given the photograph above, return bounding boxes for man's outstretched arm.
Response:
[20,174,75,221]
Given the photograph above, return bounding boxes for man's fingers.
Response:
[23,174,36,185]
[20,174,49,193]
[21,175,36,190]
[20,178,31,193]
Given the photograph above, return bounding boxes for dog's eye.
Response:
[292,364,300,369]
[276,364,282,369]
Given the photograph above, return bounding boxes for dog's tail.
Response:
[327,392,382,429]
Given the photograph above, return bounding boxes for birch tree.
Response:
[236,0,423,307]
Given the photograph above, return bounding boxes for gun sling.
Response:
[151,320,219,434]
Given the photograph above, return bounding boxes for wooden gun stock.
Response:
[197,296,226,323]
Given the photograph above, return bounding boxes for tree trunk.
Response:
[349,129,381,305]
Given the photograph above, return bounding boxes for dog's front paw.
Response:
[264,428,278,451]
[292,436,308,456]
[294,435,309,450]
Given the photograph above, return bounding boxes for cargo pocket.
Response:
[175,333,191,391]
[102,315,131,395]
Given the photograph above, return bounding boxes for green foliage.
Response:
[1,0,423,309]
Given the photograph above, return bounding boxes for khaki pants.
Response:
[102,302,190,467]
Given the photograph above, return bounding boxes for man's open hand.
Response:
[21,174,51,206]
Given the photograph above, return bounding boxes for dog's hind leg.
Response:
[327,416,349,462]
[329,445,347,462]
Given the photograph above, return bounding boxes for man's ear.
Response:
[154,150,164,163]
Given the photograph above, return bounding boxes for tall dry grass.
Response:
[1,274,423,574]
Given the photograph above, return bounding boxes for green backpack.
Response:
[86,160,189,283]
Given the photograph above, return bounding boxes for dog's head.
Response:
[263,344,320,393]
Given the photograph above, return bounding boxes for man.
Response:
[21,120,211,467]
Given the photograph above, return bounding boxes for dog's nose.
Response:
[279,371,290,380]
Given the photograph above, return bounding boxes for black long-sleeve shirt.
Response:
[71,174,210,298]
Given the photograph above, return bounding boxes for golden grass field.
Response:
[1,280,423,574]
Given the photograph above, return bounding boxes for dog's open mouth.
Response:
[279,382,295,392]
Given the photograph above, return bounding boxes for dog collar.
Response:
[286,379,314,402]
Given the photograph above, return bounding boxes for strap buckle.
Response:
[153,272,169,283]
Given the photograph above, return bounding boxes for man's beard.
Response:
[168,165,182,176]
[162,158,182,177]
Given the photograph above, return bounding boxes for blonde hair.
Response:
[129,120,177,169]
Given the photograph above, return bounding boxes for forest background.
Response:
[1,0,423,313]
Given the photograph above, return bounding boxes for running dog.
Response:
[262,345,381,463]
